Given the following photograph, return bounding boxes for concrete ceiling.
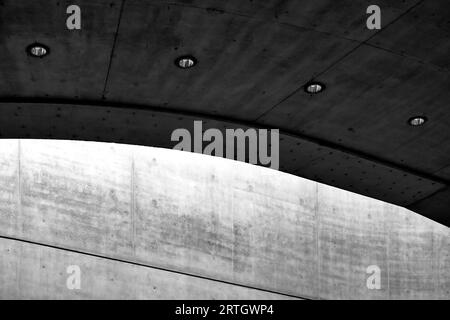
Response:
[0,0,449,226]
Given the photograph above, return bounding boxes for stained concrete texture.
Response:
[0,237,295,300]
[0,139,448,299]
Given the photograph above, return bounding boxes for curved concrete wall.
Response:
[0,139,448,299]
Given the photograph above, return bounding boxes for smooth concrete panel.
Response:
[229,176,317,298]
[0,140,448,299]
[0,140,18,237]
[0,237,296,300]
[19,140,134,258]
[317,184,390,300]
[133,148,236,282]
[133,148,318,298]
[316,183,450,300]
[387,208,449,299]
[0,141,18,299]
[436,227,450,298]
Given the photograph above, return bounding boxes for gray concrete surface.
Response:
[1,0,450,225]
[0,139,448,299]
[0,237,296,300]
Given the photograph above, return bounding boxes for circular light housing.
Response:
[304,81,325,94]
[408,116,427,126]
[175,55,197,69]
[27,43,49,58]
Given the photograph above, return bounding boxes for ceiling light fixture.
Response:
[26,43,50,58]
[175,55,197,69]
[408,116,427,127]
[304,81,325,94]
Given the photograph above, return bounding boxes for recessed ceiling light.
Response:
[26,43,49,58]
[408,116,427,126]
[175,55,197,69]
[304,81,325,94]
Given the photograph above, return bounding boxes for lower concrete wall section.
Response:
[0,139,448,299]
[0,237,293,300]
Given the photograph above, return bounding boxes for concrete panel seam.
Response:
[253,0,426,121]
[102,0,126,99]
[315,182,321,299]
[131,153,136,256]
[387,206,391,299]
[0,234,311,300]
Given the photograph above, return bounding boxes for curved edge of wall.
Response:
[0,139,448,299]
